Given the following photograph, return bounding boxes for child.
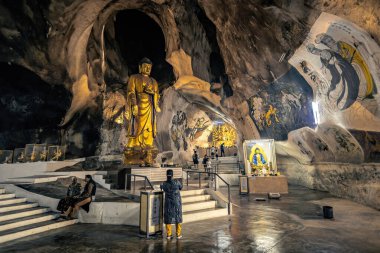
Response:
[161,169,183,239]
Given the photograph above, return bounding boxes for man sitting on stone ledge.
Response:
[61,175,96,219]
[57,176,81,214]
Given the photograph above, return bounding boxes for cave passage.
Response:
[0,63,71,149]
[115,9,175,88]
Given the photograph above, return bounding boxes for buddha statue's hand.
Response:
[156,107,161,113]
[132,105,138,116]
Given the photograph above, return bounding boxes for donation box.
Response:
[140,191,164,237]
[239,175,249,195]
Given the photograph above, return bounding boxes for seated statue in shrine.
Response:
[124,58,161,166]
[249,147,268,174]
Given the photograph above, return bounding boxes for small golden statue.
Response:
[40,150,47,161]
[52,148,62,161]
[30,151,36,162]
[124,58,161,166]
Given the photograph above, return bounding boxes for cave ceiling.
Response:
[0,0,380,157]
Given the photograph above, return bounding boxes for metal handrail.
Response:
[124,173,154,192]
[184,170,231,215]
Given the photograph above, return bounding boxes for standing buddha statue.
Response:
[124,58,161,166]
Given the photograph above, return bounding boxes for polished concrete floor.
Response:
[1,185,379,253]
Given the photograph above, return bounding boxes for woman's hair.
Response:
[85,175,92,180]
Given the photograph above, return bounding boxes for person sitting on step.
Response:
[61,175,96,219]
[57,176,81,214]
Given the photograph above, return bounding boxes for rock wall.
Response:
[0,0,380,162]
[278,157,380,210]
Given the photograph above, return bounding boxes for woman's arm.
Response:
[81,183,94,198]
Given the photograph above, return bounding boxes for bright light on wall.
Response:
[312,101,320,125]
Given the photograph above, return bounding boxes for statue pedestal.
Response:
[248,175,288,194]
[125,166,182,190]
[123,147,159,166]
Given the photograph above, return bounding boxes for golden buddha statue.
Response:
[124,58,161,166]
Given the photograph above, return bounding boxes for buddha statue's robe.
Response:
[125,73,160,150]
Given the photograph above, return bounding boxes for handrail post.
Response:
[186,171,189,187]
[125,173,127,192]
[133,175,136,192]
[214,173,217,191]
[144,177,146,190]
[227,184,231,215]
[198,172,201,188]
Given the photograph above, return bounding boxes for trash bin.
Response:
[323,206,334,219]
[140,191,164,237]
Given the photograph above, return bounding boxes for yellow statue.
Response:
[249,144,268,173]
[124,58,161,166]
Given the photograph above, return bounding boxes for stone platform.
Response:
[248,175,288,194]
[278,158,380,210]
[126,166,182,182]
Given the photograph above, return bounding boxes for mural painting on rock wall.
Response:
[289,12,380,132]
[170,111,189,151]
[170,110,212,150]
[248,68,315,140]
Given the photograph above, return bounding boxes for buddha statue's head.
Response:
[139,57,153,76]
[255,148,260,154]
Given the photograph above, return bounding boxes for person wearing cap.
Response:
[160,169,183,239]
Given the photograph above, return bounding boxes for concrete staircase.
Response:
[211,156,241,174]
[0,187,77,244]
[5,175,70,184]
[181,189,228,223]
[93,174,114,190]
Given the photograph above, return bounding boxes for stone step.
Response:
[183,208,228,223]
[0,212,58,232]
[180,189,205,197]
[6,175,67,184]
[0,189,5,194]
[0,193,16,199]
[0,219,78,244]
[93,175,112,190]
[0,202,39,213]
[186,183,210,188]
[182,194,211,204]
[0,207,50,222]
[0,198,27,206]
[182,200,217,212]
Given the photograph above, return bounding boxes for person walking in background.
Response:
[206,157,212,175]
[192,150,199,169]
[211,146,216,159]
[220,143,225,157]
[202,154,208,170]
[161,169,183,240]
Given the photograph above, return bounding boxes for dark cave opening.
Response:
[191,1,233,97]
[115,9,175,89]
[0,63,71,150]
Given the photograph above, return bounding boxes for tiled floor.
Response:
[1,185,379,253]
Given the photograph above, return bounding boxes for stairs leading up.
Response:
[211,156,241,174]
[5,175,70,184]
[0,187,77,244]
[181,189,228,223]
